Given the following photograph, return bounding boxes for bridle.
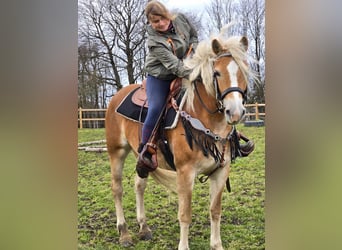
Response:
[194,52,247,114]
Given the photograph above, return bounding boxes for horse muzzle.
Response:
[224,100,246,125]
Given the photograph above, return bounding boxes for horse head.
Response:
[211,36,249,125]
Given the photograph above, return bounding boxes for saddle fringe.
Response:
[181,114,223,163]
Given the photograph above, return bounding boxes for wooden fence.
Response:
[244,103,265,121]
[78,108,106,129]
[78,103,265,129]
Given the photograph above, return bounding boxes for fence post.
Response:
[255,102,259,120]
[79,108,83,129]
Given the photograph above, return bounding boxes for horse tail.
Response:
[150,168,177,193]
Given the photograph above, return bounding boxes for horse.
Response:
[105,33,257,250]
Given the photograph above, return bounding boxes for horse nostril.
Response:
[242,109,246,116]
[226,109,231,117]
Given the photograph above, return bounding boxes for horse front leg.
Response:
[135,175,152,240]
[209,166,229,250]
[177,169,195,250]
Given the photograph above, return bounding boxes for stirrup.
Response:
[237,132,255,157]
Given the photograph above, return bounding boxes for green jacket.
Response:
[144,13,198,80]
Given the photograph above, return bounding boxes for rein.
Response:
[194,80,222,114]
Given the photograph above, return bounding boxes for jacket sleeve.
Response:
[149,43,191,77]
[179,13,199,51]
[188,19,199,50]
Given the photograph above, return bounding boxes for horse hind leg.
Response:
[109,147,133,246]
[135,174,153,241]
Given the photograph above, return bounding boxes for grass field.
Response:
[78,125,265,249]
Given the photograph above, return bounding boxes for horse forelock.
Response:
[222,36,256,84]
[183,35,256,111]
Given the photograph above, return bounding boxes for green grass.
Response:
[78,125,265,249]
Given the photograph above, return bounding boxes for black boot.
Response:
[137,143,144,153]
[237,132,255,157]
[135,143,154,178]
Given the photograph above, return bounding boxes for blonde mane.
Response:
[183,30,258,111]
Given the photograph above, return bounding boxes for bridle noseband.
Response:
[194,52,247,114]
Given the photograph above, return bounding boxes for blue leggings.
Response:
[141,75,172,144]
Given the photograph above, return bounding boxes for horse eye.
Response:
[214,71,221,77]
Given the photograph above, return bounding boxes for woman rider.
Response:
[136,0,254,178]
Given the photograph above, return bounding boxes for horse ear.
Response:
[212,39,223,55]
[240,36,248,51]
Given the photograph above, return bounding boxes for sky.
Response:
[163,0,210,13]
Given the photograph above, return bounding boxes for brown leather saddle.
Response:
[132,79,148,107]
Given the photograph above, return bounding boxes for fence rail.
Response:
[78,103,265,129]
[78,108,106,129]
[244,103,265,120]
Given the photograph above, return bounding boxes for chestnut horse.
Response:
[105,35,256,250]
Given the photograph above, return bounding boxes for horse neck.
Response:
[187,82,231,135]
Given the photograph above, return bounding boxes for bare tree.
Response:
[237,0,265,103]
[78,42,105,108]
[205,0,265,104]
[78,0,147,98]
[204,0,236,36]
[107,0,147,84]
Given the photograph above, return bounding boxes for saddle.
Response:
[131,79,148,107]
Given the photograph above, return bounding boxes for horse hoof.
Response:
[119,236,133,247]
[120,240,133,247]
[138,230,153,241]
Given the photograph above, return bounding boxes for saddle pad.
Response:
[115,87,185,130]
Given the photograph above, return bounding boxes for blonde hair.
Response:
[145,0,174,21]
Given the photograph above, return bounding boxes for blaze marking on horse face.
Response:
[227,60,240,100]
[224,60,244,124]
